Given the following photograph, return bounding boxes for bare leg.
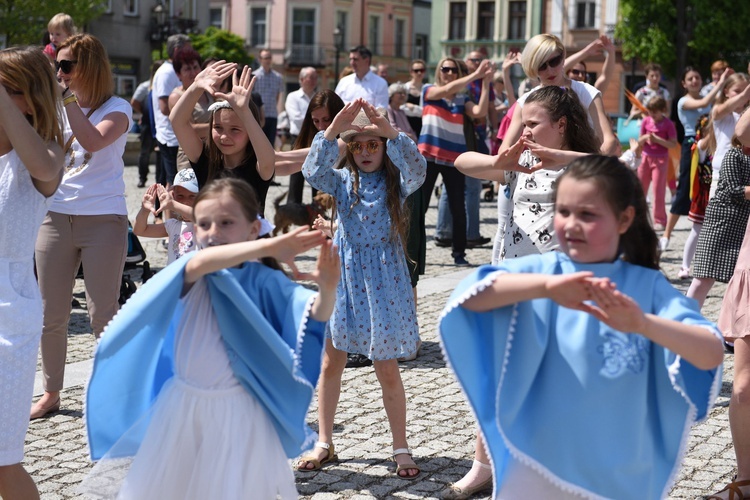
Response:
[298,339,347,469]
[30,390,60,419]
[373,359,418,477]
[713,338,750,499]
[0,463,40,500]
[686,276,715,310]
[663,212,680,241]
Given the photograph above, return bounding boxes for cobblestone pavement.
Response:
[26,163,735,499]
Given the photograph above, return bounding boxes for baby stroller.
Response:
[73,223,152,307]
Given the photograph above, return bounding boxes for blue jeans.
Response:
[436,176,482,240]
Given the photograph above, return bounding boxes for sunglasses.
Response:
[469,58,484,64]
[55,59,77,74]
[440,66,459,74]
[538,54,563,72]
[568,69,585,77]
[412,68,425,73]
[347,140,382,155]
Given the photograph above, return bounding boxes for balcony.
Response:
[284,45,327,68]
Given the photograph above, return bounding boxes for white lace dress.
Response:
[0,149,51,465]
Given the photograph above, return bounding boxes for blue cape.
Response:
[440,252,722,499]
[86,254,326,460]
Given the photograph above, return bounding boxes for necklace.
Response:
[64,146,92,175]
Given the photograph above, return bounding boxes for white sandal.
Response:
[392,447,421,479]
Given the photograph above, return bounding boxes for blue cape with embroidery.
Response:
[86,254,326,460]
[440,252,722,500]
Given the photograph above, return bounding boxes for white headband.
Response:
[208,100,232,113]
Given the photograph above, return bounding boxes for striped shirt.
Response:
[418,85,470,165]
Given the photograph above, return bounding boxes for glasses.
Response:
[55,59,77,74]
[347,140,382,155]
[440,66,459,74]
[568,69,585,77]
[538,54,563,72]
[411,68,425,73]
[469,58,484,64]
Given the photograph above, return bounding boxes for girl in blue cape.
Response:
[83,178,339,499]
[440,155,725,499]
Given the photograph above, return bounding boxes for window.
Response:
[292,8,315,45]
[477,2,495,40]
[368,15,380,54]
[124,0,138,16]
[508,1,526,40]
[175,0,196,19]
[103,0,112,14]
[576,0,596,28]
[449,2,466,40]
[209,7,224,28]
[395,19,406,58]
[250,7,267,47]
[336,11,348,49]
[413,34,428,60]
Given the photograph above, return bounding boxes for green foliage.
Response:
[189,27,252,67]
[0,0,107,46]
[616,0,750,78]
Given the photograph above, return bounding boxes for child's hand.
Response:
[628,138,641,155]
[492,138,526,171]
[154,184,171,215]
[142,184,160,214]
[545,271,598,310]
[312,215,334,238]
[522,140,576,171]
[268,227,327,276]
[296,239,340,291]
[502,50,521,71]
[193,61,237,95]
[325,99,363,140]
[358,100,398,140]
[215,65,256,112]
[581,279,648,333]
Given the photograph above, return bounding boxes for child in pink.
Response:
[638,96,677,228]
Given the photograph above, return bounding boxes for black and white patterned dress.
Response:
[692,147,750,283]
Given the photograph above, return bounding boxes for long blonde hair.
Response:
[57,34,114,109]
[0,46,63,146]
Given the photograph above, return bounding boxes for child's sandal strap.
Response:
[315,441,331,451]
[392,447,411,457]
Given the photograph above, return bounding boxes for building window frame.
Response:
[248,5,268,48]
[124,0,138,17]
[394,17,408,58]
[574,0,597,29]
[507,0,527,40]
[448,2,467,41]
[477,1,495,41]
[368,14,383,55]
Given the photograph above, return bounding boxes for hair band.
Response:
[208,100,232,113]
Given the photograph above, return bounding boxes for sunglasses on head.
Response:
[347,140,382,155]
[538,54,563,72]
[440,66,459,74]
[55,59,77,74]
[412,68,425,73]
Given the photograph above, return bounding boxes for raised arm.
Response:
[215,66,275,181]
[502,50,520,106]
[170,61,236,163]
[0,85,63,197]
[465,66,494,119]
[62,88,130,153]
[425,60,493,101]
[594,36,615,94]
[683,68,732,111]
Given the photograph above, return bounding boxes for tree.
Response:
[0,0,106,47]
[190,27,252,67]
[615,0,750,80]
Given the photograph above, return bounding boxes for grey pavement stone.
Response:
[24,164,737,499]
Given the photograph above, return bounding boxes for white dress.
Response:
[0,149,51,466]
[87,279,298,499]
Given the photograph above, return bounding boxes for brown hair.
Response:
[205,99,262,183]
[57,33,114,108]
[524,86,600,153]
[0,46,63,146]
[293,89,345,149]
[646,96,668,113]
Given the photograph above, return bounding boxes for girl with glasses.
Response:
[418,56,494,266]
[0,45,64,500]
[297,99,426,479]
[32,33,133,420]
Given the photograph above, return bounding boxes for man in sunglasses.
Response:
[335,45,388,109]
[151,34,192,189]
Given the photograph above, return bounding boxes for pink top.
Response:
[640,115,676,158]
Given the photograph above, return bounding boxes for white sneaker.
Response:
[658,237,669,252]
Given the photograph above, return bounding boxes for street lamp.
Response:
[333,26,344,86]
[150,2,170,59]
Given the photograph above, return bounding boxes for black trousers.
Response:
[421,162,466,258]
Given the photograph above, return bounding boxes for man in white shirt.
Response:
[335,45,388,109]
[253,49,285,149]
[151,34,191,187]
[285,67,318,203]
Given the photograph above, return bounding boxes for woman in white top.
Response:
[31,33,133,419]
[499,34,618,157]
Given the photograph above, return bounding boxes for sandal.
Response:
[393,447,421,479]
[296,441,337,471]
[706,479,750,499]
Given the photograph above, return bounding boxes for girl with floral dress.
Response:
[297,99,426,478]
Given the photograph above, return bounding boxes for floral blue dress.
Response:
[302,131,426,360]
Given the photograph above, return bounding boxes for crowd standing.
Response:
[3,14,750,499]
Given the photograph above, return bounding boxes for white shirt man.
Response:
[285,67,318,137]
[335,45,388,109]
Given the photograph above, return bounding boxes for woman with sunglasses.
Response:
[31,33,132,419]
[404,59,427,136]
[417,56,494,266]
[562,35,616,94]
[498,34,618,157]
[0,45,64,500]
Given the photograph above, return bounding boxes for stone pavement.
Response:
[25,164,735,499]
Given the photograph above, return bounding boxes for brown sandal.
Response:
[296,442,337,471]
[706,479,750,500]
[393,447,421,479]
